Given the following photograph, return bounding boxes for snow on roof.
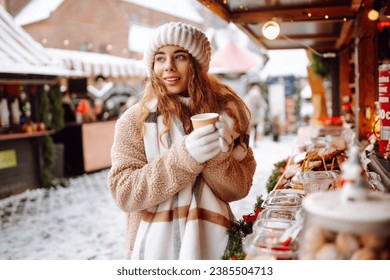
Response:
[0,5,71,76]
[14,0,64,26]
[260,49,309,80]
[123,0,203,23]
[46,48,146,78]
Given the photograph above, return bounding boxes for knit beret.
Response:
[143,22,211,76]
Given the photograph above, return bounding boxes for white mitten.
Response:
[215,115,235,152]
[185,124,221,163]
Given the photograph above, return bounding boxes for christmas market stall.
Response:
[0,5,73,198]
[197,0,390,260]
[46,48,146,176]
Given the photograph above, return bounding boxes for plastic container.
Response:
[261,195,302,209]
[299,147,390,260]
[253,218,296,234]
[268,189,306,198]
[243,231,298,260]
[257,208,298,221]
[292,171,338,193]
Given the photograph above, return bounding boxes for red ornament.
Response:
[242,208,261,224]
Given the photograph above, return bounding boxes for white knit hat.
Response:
[143,22,211,76]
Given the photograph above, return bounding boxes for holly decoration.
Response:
[222,196,264,260]
[223,157,289,260]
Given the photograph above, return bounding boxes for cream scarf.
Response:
[131,98,235,260]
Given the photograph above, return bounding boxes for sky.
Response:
[261,49,310,80]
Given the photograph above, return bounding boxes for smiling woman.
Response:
[153,46,191,95]
[108,22,257,260]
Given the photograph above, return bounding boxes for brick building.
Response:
[2,0,223,60]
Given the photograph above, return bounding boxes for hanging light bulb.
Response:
[368,9,380,21]
[368,0,381,21]
[262,21,280,40]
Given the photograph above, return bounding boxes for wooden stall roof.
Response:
[198,0,363,52]
[0,5,71,77]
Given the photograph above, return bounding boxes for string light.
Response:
[368,9,380,21]
[261,21,336,58]
[262,21,280,40]
[368,0,381,21]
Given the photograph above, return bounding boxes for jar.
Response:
[257,208,298,221]
[253,218,296,234]
[292,171,338,194]
[261,194,302,209]
[268,189,306,198]
[299,148,390,260]
[299,191,390,260]
[243,231,298,260]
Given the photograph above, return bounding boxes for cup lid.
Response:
[262,195,302,209]
[303,190,390,223]
[296,171,338,184]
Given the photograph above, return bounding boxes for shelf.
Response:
[0,130,54,142]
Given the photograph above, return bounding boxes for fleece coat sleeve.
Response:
[201,102,256,203]
[108,104,204,213]
[202,148,256,203]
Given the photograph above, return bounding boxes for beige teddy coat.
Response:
[108,103,256,259]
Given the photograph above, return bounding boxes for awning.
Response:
[0,5,71,76]
[210,41,265,74]
[197,0,359,52]
[46,48,146,78]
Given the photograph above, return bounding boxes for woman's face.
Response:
[153,45,191,96]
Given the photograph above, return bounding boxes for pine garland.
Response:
[37,86,65,188]
[265,159,287,193]
[222,196,264,260]
[223,157,289,260]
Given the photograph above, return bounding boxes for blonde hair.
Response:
[137,56,250,143]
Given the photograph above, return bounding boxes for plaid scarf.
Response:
[131,99,235,259]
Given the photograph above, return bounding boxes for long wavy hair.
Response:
[137,56,250,143]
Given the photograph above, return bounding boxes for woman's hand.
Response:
[215,115,234,152]
[185,124,221,163]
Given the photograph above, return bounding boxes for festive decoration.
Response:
[223,157,290,259]
[37,85,65,188]
[265,159,288,193]
[383,139,390,159]
[222,196,264,260]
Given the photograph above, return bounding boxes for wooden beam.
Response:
[235,23,270,50]
[196,0,231,22]
[230,5,355,24]
[351,0,363,11]
[260,34,339,41]
[336,19,355,49]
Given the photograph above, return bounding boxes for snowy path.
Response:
[0,134,296,260]
[0,171,127,259]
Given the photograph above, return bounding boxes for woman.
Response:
[108,22,256,260]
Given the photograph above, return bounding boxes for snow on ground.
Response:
[0,134,297,260]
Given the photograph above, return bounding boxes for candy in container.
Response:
[298,147,390,260]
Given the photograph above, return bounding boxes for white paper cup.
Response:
[190,113,219,130]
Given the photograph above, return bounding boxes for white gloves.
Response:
[185,124,221,164]
[215,115,235,153]
[185,115,237,164]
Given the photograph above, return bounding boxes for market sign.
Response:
[0,149,17,170]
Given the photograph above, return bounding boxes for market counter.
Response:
[53,120,116,176]
[0,131,52,198]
